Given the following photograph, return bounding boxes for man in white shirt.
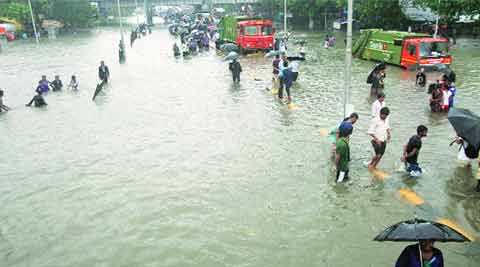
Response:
[290,61,300,81]
[367,107,391,169]
[371,92,386,118]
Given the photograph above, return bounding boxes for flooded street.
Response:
[0,27,479,266]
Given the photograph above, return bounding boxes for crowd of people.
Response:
[331,62,479,192]
[169,13,218,57]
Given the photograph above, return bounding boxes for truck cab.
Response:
[401,37,452,70]
[236,20,274,53]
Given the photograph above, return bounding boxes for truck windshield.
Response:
[262,25,273,35]
[419,42,448,57]
[245,26,258,36]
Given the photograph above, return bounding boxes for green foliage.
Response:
[0,2,31,24]
[356,0,412,29]
[48,0,96,28]
[411,0,480,24]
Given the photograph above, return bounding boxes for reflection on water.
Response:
[0,29,479,266]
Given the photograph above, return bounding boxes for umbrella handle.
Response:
[418,243,423,267]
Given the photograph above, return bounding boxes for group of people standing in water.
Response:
[1,61,109,110]
[332,62,479,192]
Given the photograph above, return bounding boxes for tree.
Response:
[411,0,480,25]
[355,0,412,29]
[0,2,31,25]
[49,0,96,28]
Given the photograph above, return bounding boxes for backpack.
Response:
[464,143,479,159]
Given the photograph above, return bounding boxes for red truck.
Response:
[219,16,274,54]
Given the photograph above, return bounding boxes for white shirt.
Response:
[368,116,390,142]
[290,61,299,73]
[442,90,452,106]
[371,100,386,118]
[278,59,285,77]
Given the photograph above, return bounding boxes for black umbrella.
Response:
[448,108,480,150]
[374,218,471,242]
[434,63,456,82]
[374,218,471,267]
[220,43,238,53]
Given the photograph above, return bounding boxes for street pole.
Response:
[434,0,440,38]
[283,0,287,36]
[135,0,139,27]
[144,0,148,25]
[27,0,39,45]
[117,0,126,61]
[343,0,353,118]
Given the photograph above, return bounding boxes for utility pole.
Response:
[135,0,139,26]
[283,0,287,36]
[117,0,126,62]
[434,0,440,38]
[27,0,39,45]
[343,0,353,118]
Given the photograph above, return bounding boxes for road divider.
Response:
[396,188,425,206]
[319,128,329,137]
[370,168,391,180]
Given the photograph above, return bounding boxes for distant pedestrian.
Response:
[429,83,442,112]
[290,60,300,82]
[455,136,480,192]
[367,107,391,169]
[272,55,281,89]
[299,43,306,58]
[68,75,79,90]
[98,61,110,83]
[51,75,63,91]
[448,81,456,108]
[335,123,352,183]
[324,35,329,48]
[278,61,293,103]
[330,113,359,153]
[371,92,386,118]
[416,68,426,87]
[441,86,452,112]
[401,125,428,176]
[0,89,11,112]
[26,91,47,107]
[36,80,49,94]
[229,59,242,83]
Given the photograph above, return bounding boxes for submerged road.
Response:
[0,27,479,266]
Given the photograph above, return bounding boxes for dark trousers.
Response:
[278,77,285,98]
[232,72,240,83]
[278,81,291,98]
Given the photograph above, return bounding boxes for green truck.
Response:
[352,29,452,69]
[218,16,274,53]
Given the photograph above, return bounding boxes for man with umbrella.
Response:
[229,58,242,83]
[448,108,480,192]
[395,240,444,267]
[374,218,472,267]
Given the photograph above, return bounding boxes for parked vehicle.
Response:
[218,16,274,54]
[352,29,452,70]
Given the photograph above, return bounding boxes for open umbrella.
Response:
[448,108,480,150]
[374,218,471,242]
[224,51,238,61]
[220,43,238,53]
[264,50,280,58]
[374,218,471,267]
[433,63,456,82]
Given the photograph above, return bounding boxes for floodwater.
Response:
[0,27,479,266]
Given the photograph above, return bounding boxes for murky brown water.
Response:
[0,27,479,266]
